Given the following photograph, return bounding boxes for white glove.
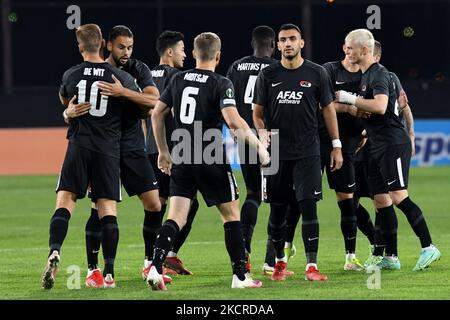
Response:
[336,90,358,105]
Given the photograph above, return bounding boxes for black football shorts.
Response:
[368,143,411,196]
[169,163,239,207]
[56,143,121,201]
[263,156,322,204]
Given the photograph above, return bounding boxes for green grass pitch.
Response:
[0,167,449,300]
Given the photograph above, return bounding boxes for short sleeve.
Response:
[372,69,390,96]
[159,75,176,108]
[217,77,236,109]
[136,62,157,89]
[319,66,335,108]
[252,71,267,107]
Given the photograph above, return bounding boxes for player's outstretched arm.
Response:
[336,90,388,114]
[322,102,343,171]
[222,106,270,166]
[151,100,172,175]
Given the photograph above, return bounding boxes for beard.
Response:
[113,55,127,67]
[283,51,298,61]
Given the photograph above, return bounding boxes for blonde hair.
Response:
[76,24,103,53]
[194,32,221,61]
[345,29,375,55]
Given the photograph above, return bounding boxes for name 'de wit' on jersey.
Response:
[59,61,140,159]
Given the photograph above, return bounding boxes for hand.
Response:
[355,137,368,155]
[97,74,125,97]
[336,90,357,105]
[65,95,91,119]
[258,147,271,167]
[330,148,343,172]
[347,105,358,117]
[410,135,415,158]
[158,151,172,176]
[258,129,271,149]
[398,90,409,112]
[356,108,371,118]
[229,129,238,144]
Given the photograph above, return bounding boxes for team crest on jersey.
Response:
[299,80,312,88]
[225,88,235,98]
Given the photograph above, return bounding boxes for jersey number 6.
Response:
[180,86,199,124]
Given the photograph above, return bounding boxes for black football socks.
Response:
[152,219,179,274]
[299,199,319,265]
[397,197,432,248]
[355,202,375,245]
[240,193,260,254]
[373,210,385,256]
[269,203,288,259]
[338,198,358,254]
[49,208,71,256]
[285,204,301,244]
[264,220,275,267]
[224,221,246,281]
[143,209,163,261]
[378,205,398,257]
[100,215,119,277]
[85,208,101,270]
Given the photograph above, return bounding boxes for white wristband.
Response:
[338,90,357,105]
[332,139,342,148]
[63,109,69,120]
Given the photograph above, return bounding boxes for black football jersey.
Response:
[59,61,140,158]
[159,68,236,164]
[253,60,335,160]
[359,63,409,154]
[318,60,364,153]
[121,58,156,152]
[226,55,277,127]
[145,64,179,154]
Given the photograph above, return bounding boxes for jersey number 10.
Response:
[76,80,109,117]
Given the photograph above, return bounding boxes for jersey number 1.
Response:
[76,80,109,117]
[180,86,199,124]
